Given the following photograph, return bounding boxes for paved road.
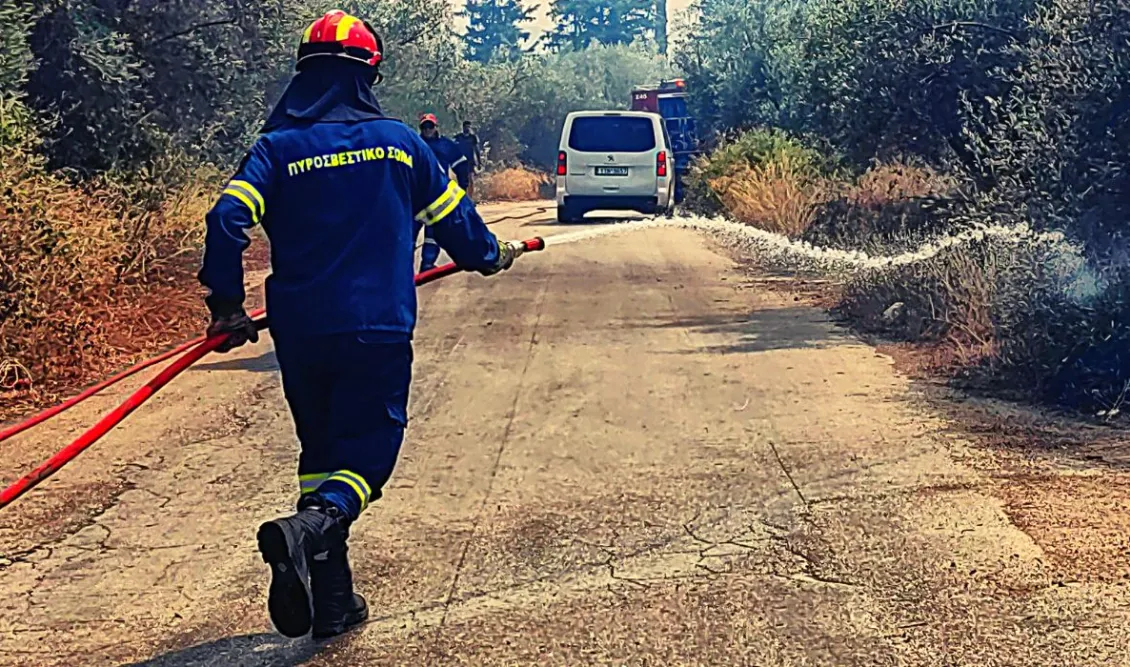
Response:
[1,203,1127,666]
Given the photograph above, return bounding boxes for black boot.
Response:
[256,502,337,638]
[311,510,369,639]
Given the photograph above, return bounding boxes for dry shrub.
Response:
[826,163,1130,414]
[0,147,218,417]
[836,230,1130,412]
[845,162,957,209]
[707,155,832,237]
[684,128,833,220]
[993,271,1130,415]
[838,239,1010,361]
[805,162,959,252]
[476,166,550,202]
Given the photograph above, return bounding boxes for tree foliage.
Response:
[655,0,668,55]
[23,0,289,173]
[0,0,31,94]
[0,0,33,146]
[447,43,669,167]
[462,0,538,63]
[546,0,656,51]
[3,1,667,177]
[678,0,1130,250]
[679,0,1130,411]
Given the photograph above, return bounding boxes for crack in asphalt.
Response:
[806,480,987,508]
[767,438,810,509]
[131,486,173,510]
[763,513,865,590]
[0,477,134,574]
[336,509,863,640]
[431,275,551,654]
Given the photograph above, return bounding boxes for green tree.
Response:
[23,0,288,174]
[448,43,669,167]
[546,0,656,51]
[0,0,33,146]
[0,0,31,94]
[678,0,1037,176]
[462,0,538,63]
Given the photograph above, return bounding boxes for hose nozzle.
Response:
[513,237,545,259]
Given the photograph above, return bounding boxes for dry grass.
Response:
[477,166,551,202]
[804,163,958,253]
[695,139,1127,414]
[834,227,1130,415]
[838,237,1042,364]
[707,155,832,237]
[845,162,956,208]
[0,148,224,420]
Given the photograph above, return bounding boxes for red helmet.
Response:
[297,10,383,70]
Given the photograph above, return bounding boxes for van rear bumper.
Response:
[561,195,660,214]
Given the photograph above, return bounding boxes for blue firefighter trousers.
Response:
[273,332,412,520]
[420,227,441,272]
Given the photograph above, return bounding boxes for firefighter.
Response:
[197,10,518,640]
[455,120,483,200]
[417,114,469,272]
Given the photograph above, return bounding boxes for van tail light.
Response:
[557,151,567,176]
[657,151,668,177]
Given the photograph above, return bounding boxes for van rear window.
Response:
[568,116,656,153]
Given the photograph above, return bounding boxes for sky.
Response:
[449,1,698,43]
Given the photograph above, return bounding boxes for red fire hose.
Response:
[0,211,546,445]
[0,308,269,445]
[0,237,544,510]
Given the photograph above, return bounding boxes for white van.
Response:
[555,111,675,223]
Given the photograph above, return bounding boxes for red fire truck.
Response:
[630,78,700,202]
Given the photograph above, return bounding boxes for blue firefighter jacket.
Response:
[419,133,470,251]
[198,117,501,340]
[422,133,469,182]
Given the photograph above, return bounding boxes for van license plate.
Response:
[595,167,629,176]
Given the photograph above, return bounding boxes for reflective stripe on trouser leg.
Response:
[299,473,332,495]
[297,470,374,517]
[275,334,412,520]
[325,470,373,510]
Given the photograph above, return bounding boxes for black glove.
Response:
[480,240,517,277]
[206,308,259,353]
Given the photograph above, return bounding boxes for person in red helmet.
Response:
[198,10,517,640]
[417,113,469,272]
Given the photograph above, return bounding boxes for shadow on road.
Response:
[122,633,323,667]
[193,351,279,373]
[522,213,651,228]
[631,306,848,354]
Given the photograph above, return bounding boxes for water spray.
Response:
[0,213,1101,510]
[538,214,1099,301]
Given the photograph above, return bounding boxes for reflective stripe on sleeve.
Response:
[415,180,465,226]
[227,180,265,222]
[222,189,259,224]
